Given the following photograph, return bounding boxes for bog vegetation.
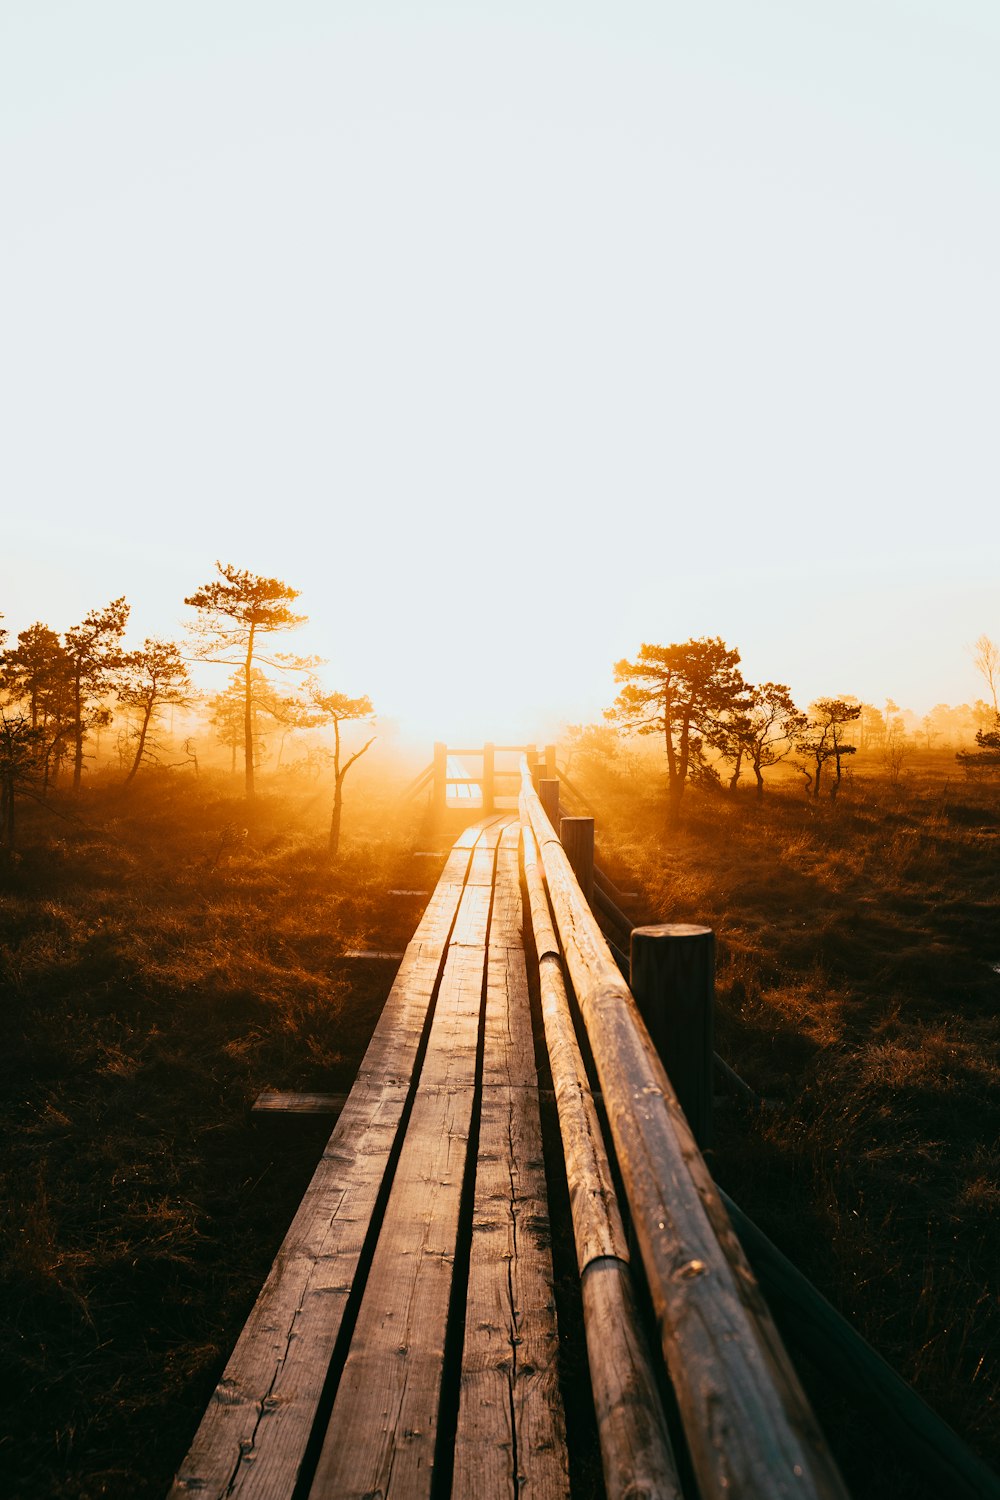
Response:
[1,579,998,1498]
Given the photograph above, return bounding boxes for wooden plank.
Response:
[169,823,493,1500]
[453,925,570,1499]
[452,819,513,946]
[450,884,493,947]
[343,949,405,960]
[520,770,850,1500]
[487,822,523,951]
[306,821,506,1500]
[252,1091,347,1117]
[170,1077,409,1500]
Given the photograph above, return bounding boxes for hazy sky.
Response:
[3,2,998,743]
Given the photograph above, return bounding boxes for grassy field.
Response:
[1,753,998,1498]
[577,749,1000,1498]
[0,767,433,1499]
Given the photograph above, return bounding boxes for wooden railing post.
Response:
[538,778,560,831]
[433,741,447,816]
[560,816,594,907]
[630,924,715,1151]
[544,743,557,778]
[482,742,495,813]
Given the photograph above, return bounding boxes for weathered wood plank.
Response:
[252,1091,347,1117]
[486,822,523,951]
[343,949,405,960]
[450,884,493,947]
[169,823,492,1500]
[306,822,507,1500]
[170,1077,409,1500]
[453,916,569,1499]
[520,770,850,1500]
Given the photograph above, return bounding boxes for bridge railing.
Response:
[519,756,850,1500]
[429,741,556,813]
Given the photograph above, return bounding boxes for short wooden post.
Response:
[482,742,495,813]
[539,778,560,831]
[630,924,715,1151]
[433,741,447,816]
[560,816,594,906]
[544,743,557,778]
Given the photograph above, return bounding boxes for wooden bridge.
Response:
[170,756,1000,1500]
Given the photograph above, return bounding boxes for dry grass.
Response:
[4,755,998,1499]
[576,753,1000,1498]
[0,766,430,1500]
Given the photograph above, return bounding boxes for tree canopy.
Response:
[185,563,308,799]
[302,683,376,856]
[606,637,748,823]
[63,598,130,792]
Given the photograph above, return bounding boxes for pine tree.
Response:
[606,637,748,825]
[63,599,130,791]
[116,639,191,784]
[185,564,308,800]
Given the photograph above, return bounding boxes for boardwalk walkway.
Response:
[171,770,877,1500]
[171,815,570,1500]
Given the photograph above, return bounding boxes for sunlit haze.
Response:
[3,2,998,747]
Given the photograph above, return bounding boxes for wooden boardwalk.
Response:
[169,757,1000,1500]
[170,815,570,1500]
[170,780,865,1500]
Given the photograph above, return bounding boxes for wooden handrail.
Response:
[443,743,538,756]
[519,760,849,1500]
[522,825,682,1500]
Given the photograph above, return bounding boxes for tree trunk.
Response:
[243,625,255,801]
[329,777,344,858]
[72,670,84,792]
[728,746,744,792]
[754,761,765,799]
[124,701,154,785]
[813,760,823,798]
[666,773,684,828]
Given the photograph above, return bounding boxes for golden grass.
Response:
[0,768,430,1499]
[3,755,998,1499]
[574,753,999,1498]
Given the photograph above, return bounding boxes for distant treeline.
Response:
[0,564,375,852]
[2,580,998,839]
[592,635,1000,823]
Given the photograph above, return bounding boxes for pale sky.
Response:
[2,2,998,744]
